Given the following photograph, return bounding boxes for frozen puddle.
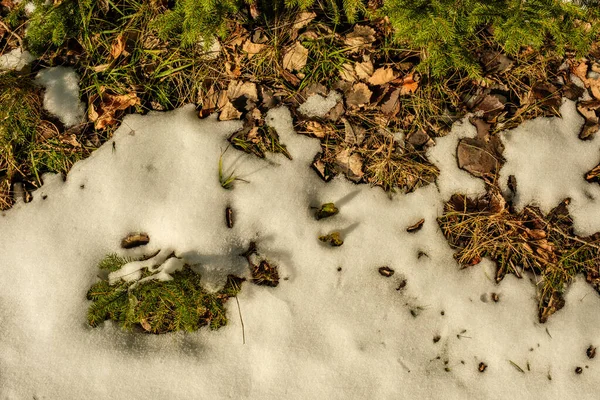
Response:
[1,102,599,399]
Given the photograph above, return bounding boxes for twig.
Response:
[0,20,23,49]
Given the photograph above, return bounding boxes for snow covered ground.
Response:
[0,82,599,399]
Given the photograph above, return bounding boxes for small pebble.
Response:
[587,345,596,359]
[479,362,487,372]
[575,367,583,374]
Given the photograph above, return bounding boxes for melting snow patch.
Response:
[36,66,85,127]
[0,48,35,71]
[1,104,600,399]
[500,100,600,235]
[298,91,341,118]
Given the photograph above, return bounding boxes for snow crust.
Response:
[0,48,35,71]
[35,66,85,127]
[1,102,600,399]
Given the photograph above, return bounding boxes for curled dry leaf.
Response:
[344,25,376,52]
[283,41,308,72]
[88,88,140,130]
[346,82,372,107]
[368,67,396,86]
[110,34,126,59]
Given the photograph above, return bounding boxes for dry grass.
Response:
[438,190,600,322]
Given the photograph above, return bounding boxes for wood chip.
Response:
[121,233,150,249]
[368,67,396,86]
[406,218,425,233]
[283,41,308,72]
[378,266,394,277]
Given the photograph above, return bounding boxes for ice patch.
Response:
[298,91,341,118]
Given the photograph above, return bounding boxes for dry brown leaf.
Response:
[355,58,374,80]
[346,82,372,107]
[88,88,140,130]
[293,11,317,30]
[283,42,308,72]
[380,88,400,117]
[242,39,266,59]
[573,61,589,82]
[400,73,419,95]
[339,63,357,82]
[344,25,376,52]
[227,80,258,102]
[342,118,365,145]
[368,67,396,85]
[92,64,111,73]
[110,34,126,59]
[219,102,242,121]
[335,148,364,182]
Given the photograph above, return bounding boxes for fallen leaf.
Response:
[293,11,316,30]
[380,88,400,117]
[283,42,308,72]
[342,118,365,145]
[457,138,501,178]
[219,102,242,121]
[304,121,334,139]
[355,57,374,80]
[335,148,364,182]
[400,73,419,95]
[110,34,126,59]
[346,82,372,107]
[480,50,513,74]
[368,67,396,86]
[339,63,357,82]
[242,39,266,59]
[344,25,376,52]
[227,80,258,102]
[88,88,140,130]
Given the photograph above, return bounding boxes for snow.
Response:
[35,66,85,127]
[297,91,341,118]
[1,99,600,398]
[0,48,35,71]
[499,100,600,235]
[427,117,486,199]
